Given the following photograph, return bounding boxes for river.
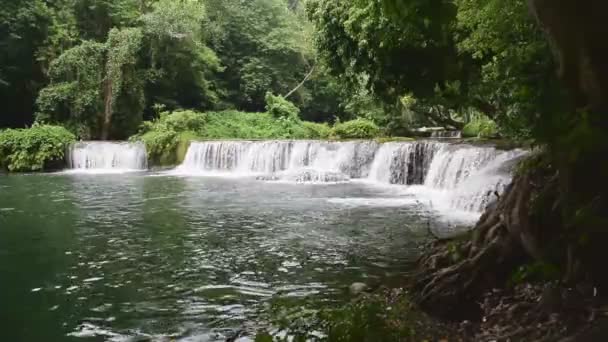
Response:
[0,172,435,341]
[0,139,523,341]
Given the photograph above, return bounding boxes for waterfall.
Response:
[176,140,378,180]
[68,142,148,172]
[176,140,526,216]
[431,130,462,139]
[422,145,526,213]
[367,141,441,185]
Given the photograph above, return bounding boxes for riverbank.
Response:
[404,150,608,342]
[410,240,600,342]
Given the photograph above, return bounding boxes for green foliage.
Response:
[203,111,307,140]
[462,117,499,138]
[255,290,451,341]
[0,125,75,171]
[205,0,315,111]
[455,0,565,140]
[307,0,468,129]
[142,0,221,111]
[132,109,336,166]
[132,110,206,165]
[0,0,52,127]
[332,119,380,139]
[509,261,561,286]
[36,26,145,139]
[265,93,301,119]
[301,122,332,139]
[35,40,106,138]
[104,27,145,139]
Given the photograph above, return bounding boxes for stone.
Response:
[349,282,368,295]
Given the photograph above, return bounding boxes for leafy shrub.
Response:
[132,109,361,166]
[0,125,75,171]
[479,120,499,138]
[255,290,452,341]
[132,110,206,165]
[332,118,380,139]
[265,92,300,119]
[463,117,499,138]
[161,110,207,132]
[301,121,332,139]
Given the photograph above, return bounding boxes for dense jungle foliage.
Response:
[1,0,553,170]
[2,0,542,144]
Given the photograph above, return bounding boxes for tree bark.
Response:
[101,78,113,141]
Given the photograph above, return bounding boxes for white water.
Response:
[67,142,148,173]
[175,141,378,180]
[367,141,441,185]
[431,130,462,139]
[175,140,526,222]
[413,145,526,217]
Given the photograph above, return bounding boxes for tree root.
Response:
[412,166,555,319]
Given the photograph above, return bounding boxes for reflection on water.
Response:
[0,173,437,341]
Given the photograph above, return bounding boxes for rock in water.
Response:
[350,282,368,295]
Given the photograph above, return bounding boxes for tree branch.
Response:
[284,65,315,99]
[427,106,465,129]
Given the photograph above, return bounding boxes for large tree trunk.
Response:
[413,153,557,319]
[413,0,608,320]
[528,0,608,113]
[101,78,113,141]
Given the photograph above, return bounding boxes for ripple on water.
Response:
[1,173,433,341]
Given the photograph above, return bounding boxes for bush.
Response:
[255,290,453,341]
[161,110,207,132]
[463,118,499,138]
[332,118,380,139]
[132,109,364,166]
[204,110,288,139]
[479,120,499,138]
[265,92,300,119]
[131,110,206,165]
[301,121,332,139]
[0,124,75,171]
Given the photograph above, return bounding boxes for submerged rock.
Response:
[349,282,368,295]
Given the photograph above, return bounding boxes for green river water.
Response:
[0,172,435,341]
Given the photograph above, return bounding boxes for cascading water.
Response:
[176,140,378,181]
[430,130,462,139]
[176,140,526,219]
[420,145,526,214]
[67,141,148,172]
[367,141,441,185]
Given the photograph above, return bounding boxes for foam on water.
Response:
[174,140,526,221]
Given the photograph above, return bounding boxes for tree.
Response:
[140,0,221,113]
[205,0,313,111]
[307,0,470,130]
[36,28,144,139]
[0,0,52,128]
[455,0,565,139]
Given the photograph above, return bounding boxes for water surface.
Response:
[0,173,436,341]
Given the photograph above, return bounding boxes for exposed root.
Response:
[412,163,557,319]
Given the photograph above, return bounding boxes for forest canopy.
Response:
[1,0,563,142]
